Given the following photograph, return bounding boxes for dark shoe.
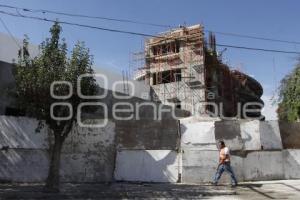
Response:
[231,183,238,188]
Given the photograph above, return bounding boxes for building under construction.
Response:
[133,24,263,118]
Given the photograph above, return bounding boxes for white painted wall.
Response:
[114,150,179,182]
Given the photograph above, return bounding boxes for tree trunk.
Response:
[45,134,64,192]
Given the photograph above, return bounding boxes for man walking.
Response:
[213,141,238,187]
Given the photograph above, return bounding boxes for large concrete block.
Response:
[0,116,49,149]
[260,121,282,150]
[114,150,179,182]
[228,155,244,182]
[283,149,300,179]
[215,121,243,150]
[240,120,261,150]
[62,121,116,154]
[243,151,284,181]
[182,150,243,183]
[60,151,115,182]
[0,149,49,182]
[240,120,282,150]
[279,121,300,149]
[182,150,218,183]
[59,121,116,182]
[116,120,179,150]
[181,121,217,150]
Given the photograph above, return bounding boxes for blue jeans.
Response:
[213,162,237,185]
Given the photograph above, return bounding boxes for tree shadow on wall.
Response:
[0,116,49,183]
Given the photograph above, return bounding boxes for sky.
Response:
[0,0,300,120]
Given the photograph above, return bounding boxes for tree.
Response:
[12,22,98,191]
[278,60,300,121]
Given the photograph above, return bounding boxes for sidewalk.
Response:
[0,180,299,199]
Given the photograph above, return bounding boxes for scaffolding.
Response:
[131,25,206,113]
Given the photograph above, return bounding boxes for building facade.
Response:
[133,24,263,118]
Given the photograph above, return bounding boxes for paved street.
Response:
[0,180,300,199]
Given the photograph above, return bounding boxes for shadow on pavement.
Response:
[0,183,236,199]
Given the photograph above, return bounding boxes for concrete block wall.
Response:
[0,116,118,183]
[0,116,49,182]
[240,120,261,150]
[181,120,243,183]
[279,121,300,148]
[1,115,300,184]
[114,150,179,182]
[221,120,283,151]
[0,116,49,149]
[260,121,282,150]
[181,121,220,183]
[114,111,180,182]
[243,151,284,181]
[282,149,300,179]
[215,120,244,150]
[60,121,116,182]
[181,121,216,150]
[115,120,179,150]
[180,119,286,184]
[0,97,181,183]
